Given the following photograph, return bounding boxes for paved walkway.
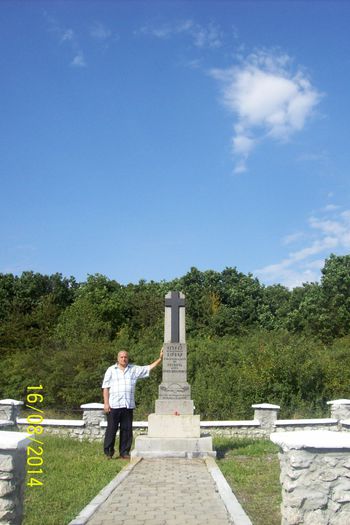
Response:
[86,458,233,525]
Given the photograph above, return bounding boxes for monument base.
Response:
[132,413,215,458]
[148,414,200,438]
[131,435,216,458]
[155,399,194,415]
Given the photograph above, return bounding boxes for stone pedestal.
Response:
[327,399,350,421]
[0,431,31,525]
[252,403,280,434]
[271,431,350,525]
[155,399,194,415]
[81,403,105,426]
[0,400,23,426]
[132,435,215,458]
[81,403,106,440]
[148,414,200,438]
[133,413,215,458]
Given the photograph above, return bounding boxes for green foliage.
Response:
[323,335,350,399]
[188,331,328,419]
[1,256,350,418]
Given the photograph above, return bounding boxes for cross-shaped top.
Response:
[165,291,185,343]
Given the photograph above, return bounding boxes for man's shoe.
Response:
[119,455,130,460]
[105,454,114,460]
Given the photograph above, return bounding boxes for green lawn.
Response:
[23,435,124,525]
[214,437,282,525]
[23,435,281,525]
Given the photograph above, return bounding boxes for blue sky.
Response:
[1,1,350,288]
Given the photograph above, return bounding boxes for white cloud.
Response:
[71,52,86,68]
[297,151,328,162]
[255,206,350,288]
[323,204,340,212]
[45,13,87,68]
[138,20,223,49]
[258,266,320,290]
[90,22,112,41]
[61,29,74,42]
[232,134,255,156]
[231,134,255,173]
[211,50,322,173]
[282,232,305,246]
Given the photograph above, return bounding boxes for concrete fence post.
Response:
[327,399,350,421]
[81,403,105,439]
[0,431,31,524]
[252,403,280,435]
[0,400,23,427]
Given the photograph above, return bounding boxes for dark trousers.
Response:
[103,408,133,457]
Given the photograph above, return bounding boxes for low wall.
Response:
[1,399,350,442]
[200,420,264,439]
[275,418,339,433]
[271,431,350,525]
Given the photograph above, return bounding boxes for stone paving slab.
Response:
[85,458,233,525]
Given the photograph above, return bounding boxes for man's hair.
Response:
[117,350,129,358]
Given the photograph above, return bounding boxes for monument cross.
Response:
[165,291,185,343]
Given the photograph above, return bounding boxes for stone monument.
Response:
[156,291,193,415]
[132,291,215,458]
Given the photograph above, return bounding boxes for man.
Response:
[102,348,163,459]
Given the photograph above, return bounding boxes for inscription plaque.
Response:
[158,342,191,400]
[162,343,186,382]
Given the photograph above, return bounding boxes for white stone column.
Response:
[327,399,350,421]
[271,431,350,525]
[252,403,280,434]
[0,400,23,425]
[0,431,31,525]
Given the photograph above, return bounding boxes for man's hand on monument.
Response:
[160,347,164,360]
[149,349,164,371]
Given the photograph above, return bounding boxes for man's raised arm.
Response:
[148,347,164,371]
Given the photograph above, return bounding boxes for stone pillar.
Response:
[156,291,194,415]
[252,403,280,434]
[271,431,350,525]
[81,403,105,439]
[0,431,31,525]
[0,400,23,425]
[327,399,350,421]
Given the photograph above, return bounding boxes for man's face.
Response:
[117,351,129,367]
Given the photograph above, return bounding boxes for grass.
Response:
[214,437,281,525]
[23,435,124,525]
[23,435,281,525]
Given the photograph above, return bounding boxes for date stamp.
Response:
[26,385,44,487]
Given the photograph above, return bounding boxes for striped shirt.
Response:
[102,364,150,409]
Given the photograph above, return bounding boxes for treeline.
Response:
[0,254,350,419]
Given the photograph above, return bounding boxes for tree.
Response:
[320,254,350,340]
